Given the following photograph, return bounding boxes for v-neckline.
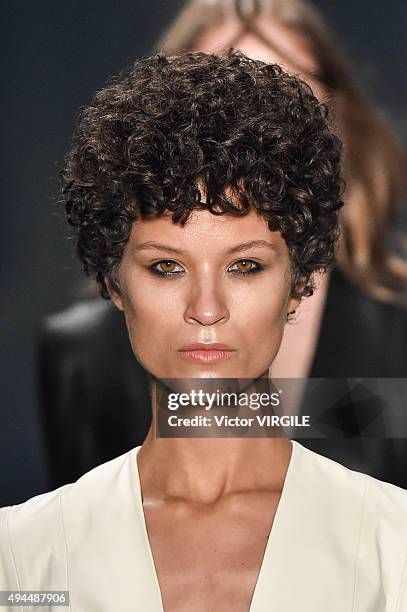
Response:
[130,439,299,612]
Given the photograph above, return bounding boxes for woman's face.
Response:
[109,208,300,380]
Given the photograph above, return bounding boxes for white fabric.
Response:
[1,440,407,611]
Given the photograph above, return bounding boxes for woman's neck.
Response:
[137,428,293,504]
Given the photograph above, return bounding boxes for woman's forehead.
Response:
[128,209,285,253]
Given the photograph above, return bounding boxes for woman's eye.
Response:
[148,259,263,277]
[149,260,185,276]
[228,260,263,275]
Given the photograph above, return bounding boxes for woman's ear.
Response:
[286,295,301,316]
[104,276,125,312]
[286,272,312,316]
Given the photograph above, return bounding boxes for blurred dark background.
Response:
[1,0,406,506]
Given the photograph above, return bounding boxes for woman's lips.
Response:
[178,343,236,363]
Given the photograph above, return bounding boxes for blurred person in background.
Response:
[39,0,407,489]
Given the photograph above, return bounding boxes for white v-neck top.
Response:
[1,440,407,611]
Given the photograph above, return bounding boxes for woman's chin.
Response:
[154,363,267,381]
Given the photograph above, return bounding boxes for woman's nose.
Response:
[183,278,230,326]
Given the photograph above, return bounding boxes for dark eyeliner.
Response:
[147,259,265,277]
[229,260,265,275]
[147,260,184,277]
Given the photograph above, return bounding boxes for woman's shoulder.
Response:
[0,447,137,589]
[295,441,407,563]
[294,441,407,607]
[296,439,407,513]
[0,483,71,590]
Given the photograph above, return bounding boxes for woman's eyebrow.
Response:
[133,240,278,254]
[226,240,278,254]
[133,241,184,254]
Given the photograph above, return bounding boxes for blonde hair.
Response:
[157,0,407,304]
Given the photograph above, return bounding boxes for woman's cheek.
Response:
[254,302,287,362]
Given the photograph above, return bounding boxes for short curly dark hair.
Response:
[63,49,343,301]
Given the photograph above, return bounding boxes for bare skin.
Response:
[108,209,301,610]
[137,434,293,612]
